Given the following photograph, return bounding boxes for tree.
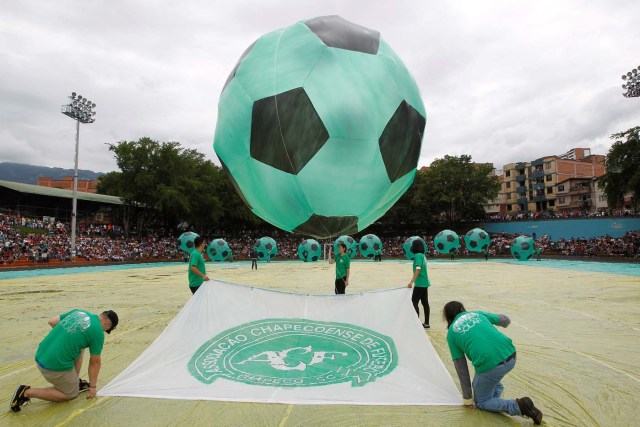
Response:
[599,127,640,210]
[414,155,500,227]
[97,137,257,235]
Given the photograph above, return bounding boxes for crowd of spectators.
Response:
[1,214,181,264]
[1,212,638,266]
[487,209,637,222]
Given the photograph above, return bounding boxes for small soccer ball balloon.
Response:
[511,235,535,261]
[214,15,426,239]
[178,232,199,254]
[434,230,460,255]
[464,228,491,253]
[298,239,321,262]
[254,236,278,261]
[207,238,232,261]
[359,234,382,259]
[402,236,426,260]
[333,235,357,259]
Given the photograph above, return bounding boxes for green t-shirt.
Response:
[35,309,105,371]
[189,250,206,288]
[447,311,516,373]
[412,253,430,287]
[334,253,350,279]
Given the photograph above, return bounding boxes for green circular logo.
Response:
[189,318,398,387]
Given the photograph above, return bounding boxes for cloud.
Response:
[0,0,638,173]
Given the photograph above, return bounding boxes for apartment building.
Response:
[500,148,606,213]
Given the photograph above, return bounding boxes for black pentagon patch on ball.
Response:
[521,242,530,251]
[293,214,358,239]
[447,235,455,242]
[220,159,252,210]
[255,240,261,248]
[449,248,456,254]
[251,87,329,175]
[266,243,273,251]
[211,249,217,256]
[186,241,194,248]
[302,250,308,258]
[379,101,426,183]
[470,240,478,248]
[526,253,532,260]
[479,232,487,239]
[366,253,373,258]
[305,15,380,54]
[373,243,380,250]
[347,237,354,243]
[482,244,488,250]
[184,232,192,236]
[218,240,225,246]
[258,252,264,258]
[437,243,444,251]
[222,40,257,92]
[301,240,308,246]
[466,230,474,237]
[513,251,520,259]
[311,255,318,262]
[311,243,318,251]
[436,232,443,238]
[222,250,229,258]
[361,242,368,251]
[367,234,374,239]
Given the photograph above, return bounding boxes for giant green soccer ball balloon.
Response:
[214,16,426,239]
[298,239,321,262]
[207,238,232,261]
[511,236,535,261]
[333,235,358,259]
[464,228,491,253]
[359,234,383,259]
[434,230,460,255]
[254,236,277,261]
[178,231,199,254]
[402,236,426,260]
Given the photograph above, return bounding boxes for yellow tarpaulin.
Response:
[1,260,638,426]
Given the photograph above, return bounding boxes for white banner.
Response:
[99,281,462,406]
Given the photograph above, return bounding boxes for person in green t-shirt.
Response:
[188,236,209,294]
[407,239,431,328]
[10,309,119,412]
[328,243,350,294]
[443,301,542,425]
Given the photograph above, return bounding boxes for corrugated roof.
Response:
[0,179,123,205]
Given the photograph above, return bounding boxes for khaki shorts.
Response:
[38,365,79,400]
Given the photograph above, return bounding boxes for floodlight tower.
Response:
[621,66,640,98]
[61,92,96,260]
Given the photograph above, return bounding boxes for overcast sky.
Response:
[1,0,638,173]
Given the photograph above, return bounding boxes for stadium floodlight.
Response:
[61,92,97,261]
[621,65,640,98]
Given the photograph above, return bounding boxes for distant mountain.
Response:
[0,162,104,185]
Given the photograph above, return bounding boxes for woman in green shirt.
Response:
[443,301,542,424]
[407,240,430,328]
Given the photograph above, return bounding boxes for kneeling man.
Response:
[11,308,118,412]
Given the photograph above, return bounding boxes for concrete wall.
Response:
[483,218,640,241]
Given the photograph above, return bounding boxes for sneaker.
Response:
[79,379,90,392]
[423,323,431,329]
[516,397,543,425]
[10,385,30,412]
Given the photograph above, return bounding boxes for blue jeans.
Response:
[473,356,521,415]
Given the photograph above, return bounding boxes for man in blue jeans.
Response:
[443,301,542,424]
